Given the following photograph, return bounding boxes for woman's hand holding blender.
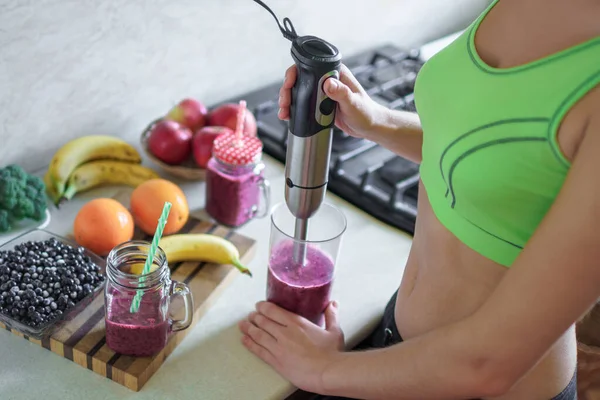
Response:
[278,64,424,163]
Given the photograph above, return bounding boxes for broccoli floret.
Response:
[13,197,34,219]
[31,198,47,221]
[0,210,10,233]
[0,178,19,210]
[26,175,46,194]
[0,165,48,225]
[4,164,28,185]
[24,185,39,201]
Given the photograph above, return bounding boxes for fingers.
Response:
[324,301,341,333]
[278,65,297,120]
[278,63,364,121]
[249,311,284,339]
[282,65,297,88]
[323,77,354,105]
[256,301,298,326]
[339,64,365,94]
[278,85,292,119]
[239,311,280,367]
[239,318,277,349]
[241,334,277,366]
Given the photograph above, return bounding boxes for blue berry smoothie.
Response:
[267,240,335,326]
[105,297,169,357]
[205,158,262,227]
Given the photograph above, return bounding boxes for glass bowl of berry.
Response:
[0,229,106,339]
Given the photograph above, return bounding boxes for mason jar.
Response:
[104,241,193,357]
[205,133,270,227]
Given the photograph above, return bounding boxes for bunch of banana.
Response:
[61,160,159,203]
[44,135,158,205]
[158,234,252,277]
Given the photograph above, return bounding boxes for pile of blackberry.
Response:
[0,237,105,329]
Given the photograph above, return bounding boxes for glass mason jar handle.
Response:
[255,177,271,218]
[169,281,194,332]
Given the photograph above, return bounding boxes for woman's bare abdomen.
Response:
[393,181,576,400]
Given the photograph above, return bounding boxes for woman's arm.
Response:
[240,115,600,399]
[320,116,600,399]
[278,64,424,163]
[366,106,424,164]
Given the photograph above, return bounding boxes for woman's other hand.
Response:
[239,300,345,394]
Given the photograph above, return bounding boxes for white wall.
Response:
[0,0,491,172]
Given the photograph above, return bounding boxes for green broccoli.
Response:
[0,165,48,232]
[0,178,19,210]
[0,210,10,232]
[12,197,34,219]
[24,185,39,201]
[4,164,28,185]
[27,175,46,194]
[31,198,47,221]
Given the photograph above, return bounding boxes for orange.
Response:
[74,198,134,256]
[130,179,189,236]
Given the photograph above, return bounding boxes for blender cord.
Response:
[252,0,298,41]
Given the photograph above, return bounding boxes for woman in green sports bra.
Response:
[238,0,600,399]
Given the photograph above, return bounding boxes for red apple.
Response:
[207,103,257,136]
[147,120,193,165]
[192,126,234,168]
[166,98,208,130]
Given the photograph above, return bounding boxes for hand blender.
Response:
[253,0,342,265]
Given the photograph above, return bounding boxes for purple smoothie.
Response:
[205,158,262,227]
[105,297,169,357]
[267,240,335,326]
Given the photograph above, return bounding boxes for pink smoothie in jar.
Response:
[104,242,194,358]
[267,240,335,326]
[205,131,269,227]
[105,297,169,357]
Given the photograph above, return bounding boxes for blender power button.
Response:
[319,97,336,116]
[315,71,339,126]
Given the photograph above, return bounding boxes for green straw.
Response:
[130,202,172,314]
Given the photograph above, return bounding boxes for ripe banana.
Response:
[48,135,142,195]
[129,262,158,275]
[61,160,159,203]
[159,234,252,277]
[43,170,60,205]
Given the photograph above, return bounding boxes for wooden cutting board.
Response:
[0,216,256,391]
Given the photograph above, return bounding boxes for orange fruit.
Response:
[74,198,134,256]
[130,179,189,236]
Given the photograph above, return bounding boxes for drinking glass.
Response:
[266,202,346,326]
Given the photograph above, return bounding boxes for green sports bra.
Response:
[415,0,600,267]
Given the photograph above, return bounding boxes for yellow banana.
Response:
[60,160,159,203]
[159,234,251,277]
[48,135,142,195]
[129,262,158,275]
[43,170,60,205]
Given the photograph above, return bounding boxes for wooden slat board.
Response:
[0,216,256,391]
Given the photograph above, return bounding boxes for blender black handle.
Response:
[289,36,342,138]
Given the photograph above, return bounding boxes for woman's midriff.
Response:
[393,180,577,400]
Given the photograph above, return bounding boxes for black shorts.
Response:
[308,292,577,400]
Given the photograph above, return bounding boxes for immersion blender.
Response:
[253,0,342,265]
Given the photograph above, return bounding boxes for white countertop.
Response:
[0,33,459,400]
[0,156,412,400]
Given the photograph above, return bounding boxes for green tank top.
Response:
[416,0,600,267]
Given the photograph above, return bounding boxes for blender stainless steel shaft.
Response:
[253,0,342,265]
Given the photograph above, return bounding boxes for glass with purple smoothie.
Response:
[104,241,193,357]
[267,202,347,326]
[205,133,270,227]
